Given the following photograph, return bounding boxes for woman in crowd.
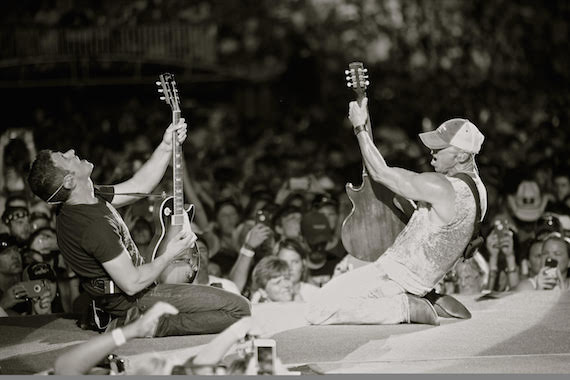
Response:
[275,238,319,302]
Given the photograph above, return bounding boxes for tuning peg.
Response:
[365,81,370,86]
[363,68,368,73]
[344,70,350,74]
[346,76,352,81]
[157,89,163,93]
[346,82,353,88]
[156,81,161,86]
[160,96,166,100]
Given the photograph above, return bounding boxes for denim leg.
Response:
[137,284,251,337]
[305,263,408,325]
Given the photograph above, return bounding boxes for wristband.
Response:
[353,124,367,136]
[111,328,127,346]
[240,246,255,258]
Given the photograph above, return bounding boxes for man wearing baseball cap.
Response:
[305,98,487,327]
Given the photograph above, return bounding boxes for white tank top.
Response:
[378,175,486,295]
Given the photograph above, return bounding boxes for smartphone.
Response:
[253,339,277,375]
[544,257,558,277]
[20,280,47,299]
[255,209,270,226]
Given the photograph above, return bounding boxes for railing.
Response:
[1,24,217,65]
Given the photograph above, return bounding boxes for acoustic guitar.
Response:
[149,73,200,283]
[340,62,416,262]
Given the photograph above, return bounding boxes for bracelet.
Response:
[239,246,255,258]
[111,328,127,346]
[353,124,367,136]
[505,266,518,274]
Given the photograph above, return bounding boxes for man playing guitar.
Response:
[305,96,487,327]
[27,118,251,337]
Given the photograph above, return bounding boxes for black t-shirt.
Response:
[56,186,145,316]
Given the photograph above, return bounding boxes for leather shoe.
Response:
[424,290,471,319]
[407,294,439,326]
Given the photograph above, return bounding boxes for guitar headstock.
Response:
[345,62,370,102]
[156,73,181,112]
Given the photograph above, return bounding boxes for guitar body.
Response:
[149,196,199,284]
[341,175,414,261]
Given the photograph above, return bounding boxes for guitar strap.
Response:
[451,173,483,260]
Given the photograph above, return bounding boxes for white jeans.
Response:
[304,262,409,325]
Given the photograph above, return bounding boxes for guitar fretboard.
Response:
[171,110,185,225]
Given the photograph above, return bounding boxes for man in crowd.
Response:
[305,98,487,326]
[27,118,250,336]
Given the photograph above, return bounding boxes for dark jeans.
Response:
[136,283,251,337]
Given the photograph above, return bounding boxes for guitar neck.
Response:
[356,94,374,175]
[171,110,185,222]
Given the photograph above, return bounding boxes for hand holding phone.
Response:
[253,339,277,375]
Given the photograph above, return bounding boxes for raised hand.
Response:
[161,118,188,148]
[536,267,558,290]
[245,224,273,249]
[348,97,368,128]
[0,283,27,309]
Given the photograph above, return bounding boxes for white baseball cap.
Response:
[419,118,485,154]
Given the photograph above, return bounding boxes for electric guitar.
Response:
[341,62,416,262]
[149,73,200,283]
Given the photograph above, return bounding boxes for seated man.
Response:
[27,119,250,336]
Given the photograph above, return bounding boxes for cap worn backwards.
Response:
[419,118,485,154]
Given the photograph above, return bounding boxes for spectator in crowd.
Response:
[520,238,544,280]
[506,178,550,245]
[301,210,342,287]
[485,218,520,292]
[0,233,25,315]
[27,227,80,312]
[250,256,294,303]
[228,220,273,294]
[210,199,243,275]
[516,235,569,291]
[30,211,52,232]
[546,168,570,217]
[2,206,32,247]
[312,193,347,260]
[21,261,63,315]
[275,238,319,302]
[193,236,241,295]
[272,204,303,244]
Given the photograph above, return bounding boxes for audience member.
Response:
[250,256,294,303]
[275,238,319,302]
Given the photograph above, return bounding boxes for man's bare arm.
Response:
[111,120,187,208]
[102,230,195,295]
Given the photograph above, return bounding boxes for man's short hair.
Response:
[27,150,70,203]
[251,256,290,291]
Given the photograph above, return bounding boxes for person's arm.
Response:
[348,98,455,223]
[500,231,520,290]
[181,160,210,231]
[54,302,178,375]
[103,229,195,296]
[111,119,187,208]
[228,224,272,292]
[191,316,262,369]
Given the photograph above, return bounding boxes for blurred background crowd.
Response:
[0,0,568,351]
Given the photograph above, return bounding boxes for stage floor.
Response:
[1,290,569,374]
